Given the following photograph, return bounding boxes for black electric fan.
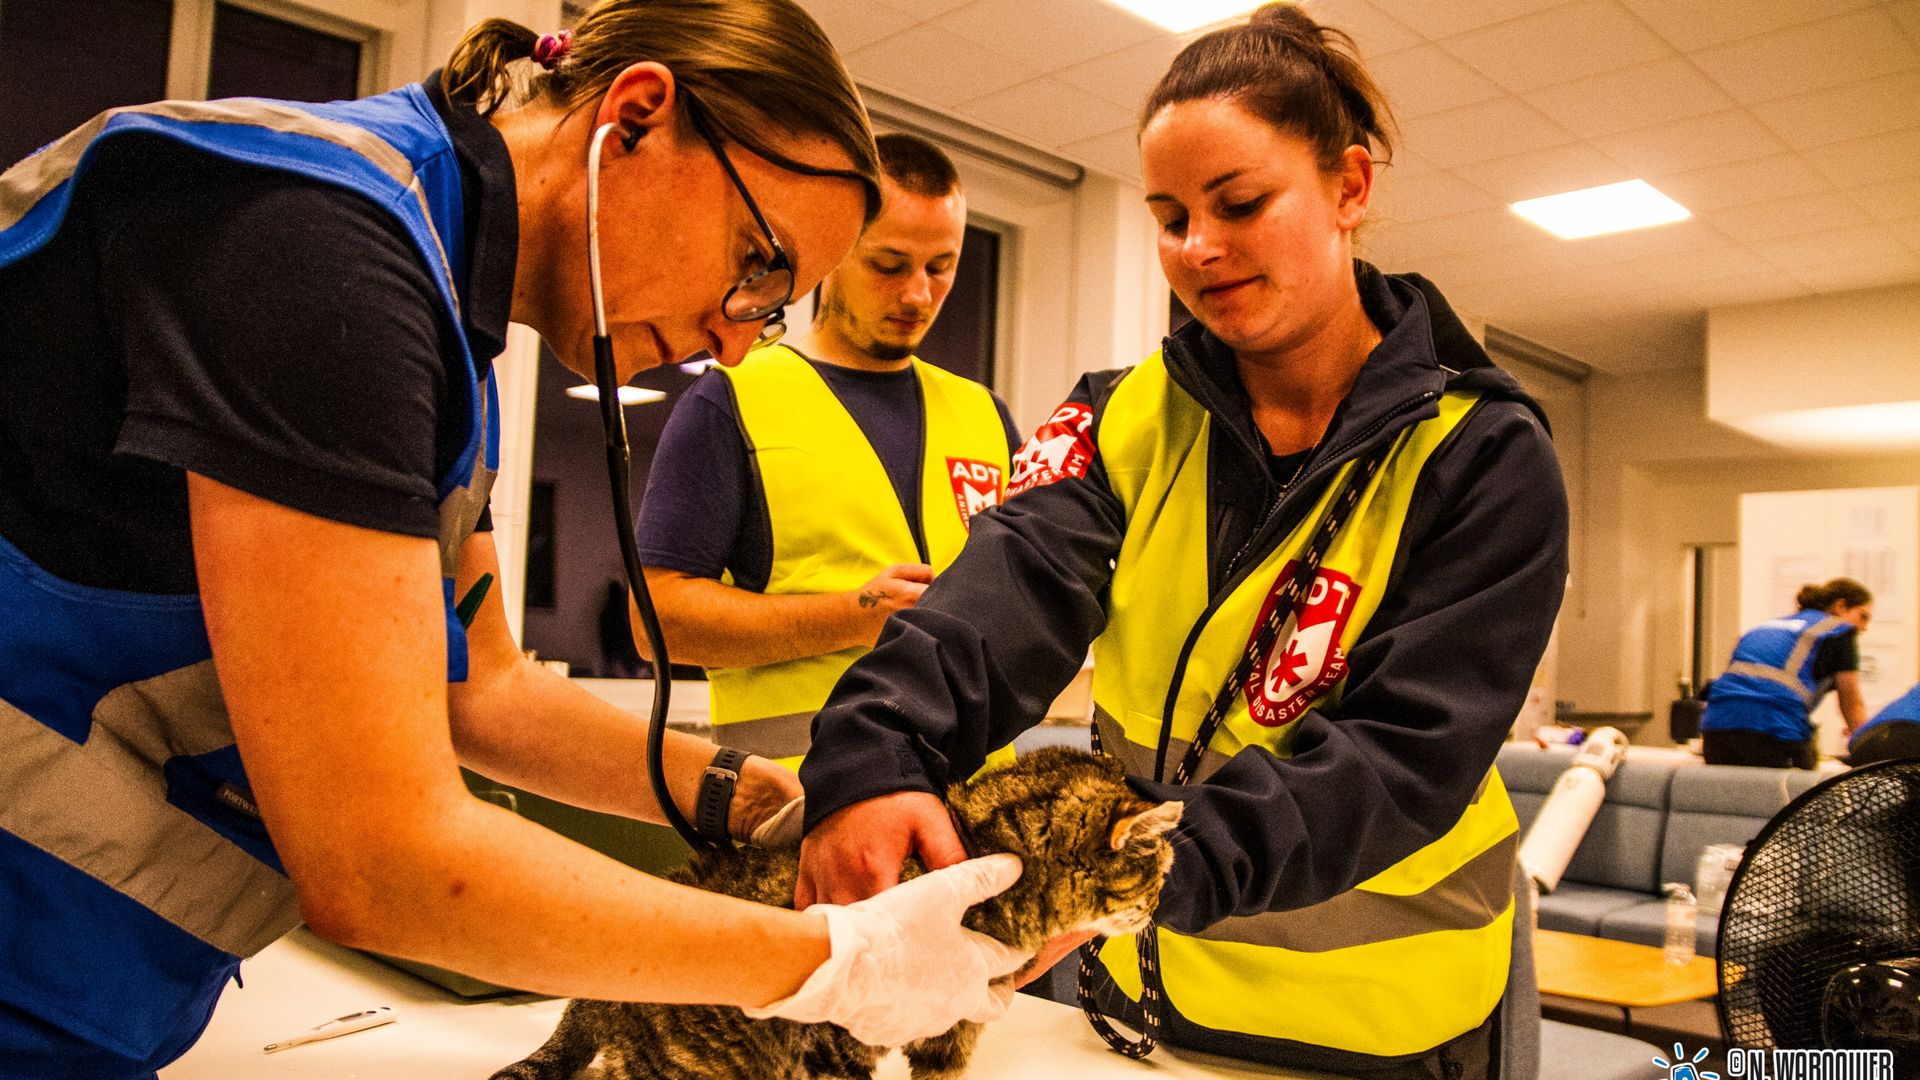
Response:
[1716,757,1920,1075]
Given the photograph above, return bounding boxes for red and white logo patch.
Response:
[1008,402,1095,496]
[1243,562,1363,727]
[947,457,1003,530]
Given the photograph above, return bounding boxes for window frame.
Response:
[163,0,427,101]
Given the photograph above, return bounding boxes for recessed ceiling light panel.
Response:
[1510,180,1690,240]
[564,385,667,406]
[1102,0,1261,33]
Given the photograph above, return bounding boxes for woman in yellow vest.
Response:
[794,6,1569,1077]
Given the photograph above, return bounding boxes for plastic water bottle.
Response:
[1664,883,1698,964]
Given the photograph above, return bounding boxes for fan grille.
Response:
[1719,760,1920,1049]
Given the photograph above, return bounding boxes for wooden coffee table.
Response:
[1533,929,1718,1034]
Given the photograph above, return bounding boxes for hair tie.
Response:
[533,29,573,70]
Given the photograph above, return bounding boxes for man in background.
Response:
[633,132,1018,770]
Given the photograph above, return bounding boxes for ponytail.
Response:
[1797,577,1873,612]
[441,18,540,119]
[438,1,880,209]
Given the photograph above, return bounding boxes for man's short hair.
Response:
[876,132,961,198]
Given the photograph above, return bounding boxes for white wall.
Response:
[1555,362,1920,740]
[1708,284,1920,421]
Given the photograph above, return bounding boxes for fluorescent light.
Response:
[1101,0,1260,33]
[1727,400,1920,452]
[1511,180,1690,240]
[565,385,667,406]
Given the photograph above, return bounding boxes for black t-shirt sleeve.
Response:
[1813,629,1860,681]
[100,143,457,537]
[634,372,754,583]
[990,392,1020,456]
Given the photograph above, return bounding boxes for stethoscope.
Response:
[584,120,710,851]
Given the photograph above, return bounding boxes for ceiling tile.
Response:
[1746,223,1911,270]
[959,77,1136,149]
[1806,130,1920,185]
[1053,35,1184,110]
[1368,44,1506,119]
[1524,57,1735,139]
[1298,0,1426,57]
[1387,207,1550,257]
[847,27,1042,108]
[1371,0,1571,41]
[1398,97,1579,169]
[1896,0,1920,48]
[1702,191,1873,243]
[1850,177,1920,222]
[1651,152,1833,211]
[1617,0,1879,52]
[1691,8,1920,105]
[1633,271,1810,313]
[1441,1,1674,94]
[1451,142,1638,202]
[1749,70,1920,151]
[1890,215,1920,252]
[1060,124,1144,182]
[864,0,974,17]
[1591,109,1790,176]
[1608,243,1766,288]
[797,0,922,54]
[932,0,1160,74]
[1790,250,1920,294]
[1368,169,1503,223]
[1576,218,1732,261]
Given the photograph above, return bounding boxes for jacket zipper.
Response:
[1148,389,1438,782]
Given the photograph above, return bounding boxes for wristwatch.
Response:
[695,746,751,844]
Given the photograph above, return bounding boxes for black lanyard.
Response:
[1077,439,1394,1059]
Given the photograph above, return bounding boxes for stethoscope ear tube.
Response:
[587,122,710,851]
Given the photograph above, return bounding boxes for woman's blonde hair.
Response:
[442,0,880,217]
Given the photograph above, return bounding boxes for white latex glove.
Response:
[744,852,1031,1047]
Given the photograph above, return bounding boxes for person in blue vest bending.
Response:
[0,5,1028,1077]
[1849,683,1920,766]
[1702,578,1873,769]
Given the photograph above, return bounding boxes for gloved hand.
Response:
[744,852,1031,1046]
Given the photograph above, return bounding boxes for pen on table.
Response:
[262,1006,398,1053]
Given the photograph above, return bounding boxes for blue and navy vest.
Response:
[1703,609,1853,743]
[0,85,498,1078]
[1851,684,1920,746]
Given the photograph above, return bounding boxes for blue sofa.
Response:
[1498,742,1823,956]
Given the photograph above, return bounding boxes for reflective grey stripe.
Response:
[1725,661,1816,704]
[439,382,497,576]
[0,663,300,958]
[1190,832,1517,953]
[712,710,815,758]
[1725,615,1847,706]
[1092,705,1234,782]
[1,98,461,323]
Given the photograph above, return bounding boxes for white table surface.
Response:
[161,929,1308,1079]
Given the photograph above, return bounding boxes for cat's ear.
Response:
[1109,802,1183,850]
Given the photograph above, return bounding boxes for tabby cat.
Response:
[490,747,1182,1080]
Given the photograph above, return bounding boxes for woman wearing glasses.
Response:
[0,3,1026,1077]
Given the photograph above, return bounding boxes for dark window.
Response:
[207,3,360,103]
[524,480,556,610]
[0,0,174,169]
[916,223,1000,386]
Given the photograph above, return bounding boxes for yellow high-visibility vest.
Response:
[707,345,1010,770]
[1091,352,1517,1057]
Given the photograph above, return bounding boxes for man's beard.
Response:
[866,339,914,362]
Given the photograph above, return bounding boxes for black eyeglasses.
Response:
[682,93,793,349]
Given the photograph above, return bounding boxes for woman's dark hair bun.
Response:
[1797,577,1873,612]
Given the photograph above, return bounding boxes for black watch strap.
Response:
[695,746,751,844]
